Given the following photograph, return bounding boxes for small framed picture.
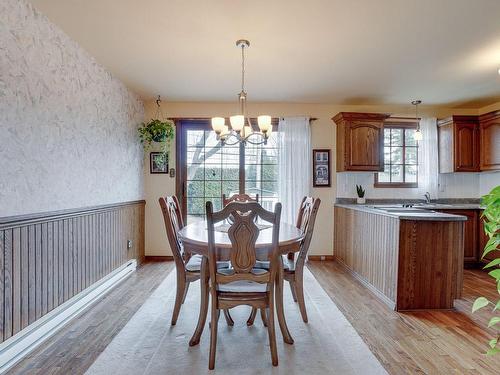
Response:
[313,149,330,187]
[150,152,169,174]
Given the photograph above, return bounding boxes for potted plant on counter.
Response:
[472,185,500,355]
[356,185,366,204]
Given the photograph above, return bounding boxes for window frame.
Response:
[374,121,419,188]
[175,118,279,222]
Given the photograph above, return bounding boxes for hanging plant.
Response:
[138,96,175,155]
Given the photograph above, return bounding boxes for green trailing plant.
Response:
[138,118,175,155]
[356,185,365,198]
[472,185,500,355]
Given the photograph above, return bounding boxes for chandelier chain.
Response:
[241,44,245,93]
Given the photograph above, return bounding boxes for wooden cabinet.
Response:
[437,209,478,266]
[479,210,500,262]
[438,116,480,173]
[332,112,389,172]
[479,110,500,171]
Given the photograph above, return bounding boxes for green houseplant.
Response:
[356,185,366,204]
[472,185,500,355]
[138,118,175,155]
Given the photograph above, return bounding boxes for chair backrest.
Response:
[206,201,281,290]
[295,197,321,263]
[159,195,185,268]
[222,193,259,207]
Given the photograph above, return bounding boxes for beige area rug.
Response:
[85,267,387,375]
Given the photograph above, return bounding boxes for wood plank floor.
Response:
[7,260,174,375]
[307,260,500,375]
[7,260,500,374]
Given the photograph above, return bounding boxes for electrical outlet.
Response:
[127,240,132,249]
[320,255,326,261]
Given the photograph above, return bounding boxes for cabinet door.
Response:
[480,118,500,171]
[347,121,383,171]
[454,122,479,171]
[439,210,478,264]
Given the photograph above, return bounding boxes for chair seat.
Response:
[185,255,229,272]
[254,256,296,272]
[217,280,268,293]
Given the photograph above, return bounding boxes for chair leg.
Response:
[209,305,219,370]
[260,308,268,327]
[223,309,234,326]
[182,281,190,304]
[246,307,258,326]
[267,297,278,366]
[295,272,308,323]
[171,274,186,325]
[190,259,209,346]
[288,280,298,302]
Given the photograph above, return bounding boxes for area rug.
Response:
[85,266,387,374]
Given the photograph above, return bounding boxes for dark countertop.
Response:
[334,203,468,221]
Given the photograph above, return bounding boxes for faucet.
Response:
[424,192,431,204]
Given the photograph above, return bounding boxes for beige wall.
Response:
[143,101,496,257]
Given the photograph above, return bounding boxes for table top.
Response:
[178,220,304,249]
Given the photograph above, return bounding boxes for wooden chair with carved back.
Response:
[206,201,282,369]
[248,196,321,324]
[159,195,231,327]
[222,193,259,206]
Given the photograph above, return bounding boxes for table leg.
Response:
[275,257,294,345]
[189,256,209,346]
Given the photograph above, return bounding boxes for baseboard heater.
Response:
[0,259,137,374]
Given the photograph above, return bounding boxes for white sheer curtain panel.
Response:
[417,117,439,198]
[277,117,311,225]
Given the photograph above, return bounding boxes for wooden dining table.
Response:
[178,220,304,346]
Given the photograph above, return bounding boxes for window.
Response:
[177,119,279,223]
[375,124,418,187]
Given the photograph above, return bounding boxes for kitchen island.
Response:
[333,204,467,311]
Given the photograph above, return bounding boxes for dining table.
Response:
[178,220,305,346]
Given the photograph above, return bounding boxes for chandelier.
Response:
[412,100,423,141]
[211,39,272,145]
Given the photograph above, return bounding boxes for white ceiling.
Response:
[29,0,500,107]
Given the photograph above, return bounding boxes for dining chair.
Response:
[248,196,321,324]
[222,193,259,206]
[206,201,282,369]
[159,195,232,327]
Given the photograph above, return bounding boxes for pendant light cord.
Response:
[241,44,245,93]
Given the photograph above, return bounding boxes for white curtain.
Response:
[277,117,311,224]
[417,118,439,198]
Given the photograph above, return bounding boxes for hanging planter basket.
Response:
[138,96,175,155]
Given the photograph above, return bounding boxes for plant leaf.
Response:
[489,338,498,348]
[488,269,500,281]
[484,258,500,269]
[488,317,500,328]
[472,297,490,313]
[487,348,500,356]
[495,300,500,311]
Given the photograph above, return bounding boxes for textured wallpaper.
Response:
[0,0,144,217]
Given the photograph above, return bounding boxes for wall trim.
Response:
[0,259,137,374]
[0,200,146,229]
[145,256,174,261]
[308,255,335,261]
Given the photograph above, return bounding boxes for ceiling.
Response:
[29,0,500,107]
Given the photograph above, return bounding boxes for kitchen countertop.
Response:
[334,203,468,221]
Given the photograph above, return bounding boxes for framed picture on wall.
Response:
[313,149,331,187]
[150,152,169,174]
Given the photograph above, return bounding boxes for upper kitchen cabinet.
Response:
[438,116,480,173]
[332,112,390,172]
[479,110,500,171]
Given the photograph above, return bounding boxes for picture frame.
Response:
[313,149,331,187]
[150,152,169,174]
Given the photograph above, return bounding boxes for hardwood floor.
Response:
[6,259,500,374]
[307,260,500,375]
[7,260,174,375]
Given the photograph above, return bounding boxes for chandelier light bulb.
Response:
[230,115,245,131]
[258,115,272,132]
[211,117,225,134]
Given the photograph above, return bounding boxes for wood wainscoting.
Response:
[0,200,145,344]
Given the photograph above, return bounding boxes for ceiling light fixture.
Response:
[211,40,271,145]
[412,100,423,141]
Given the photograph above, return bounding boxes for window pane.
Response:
[205,181,221,198]
[261,181,278,196]
[390,147,403,164]
[405,165,417,183]
[187,163,204,180]
[205,166,221,180]
[405,147,418,164]
[186,130,204,147]
[384,129,391,146]
[204,147,222,164]
[391,129,403,146]
[222,181,239,197]
[187,180,204,197]
[405,128,416,146]
[384,148,391,165]
[391,165,403,182]
[187,198,205,215]
[222,165,239,180]
[378,171,391,182]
